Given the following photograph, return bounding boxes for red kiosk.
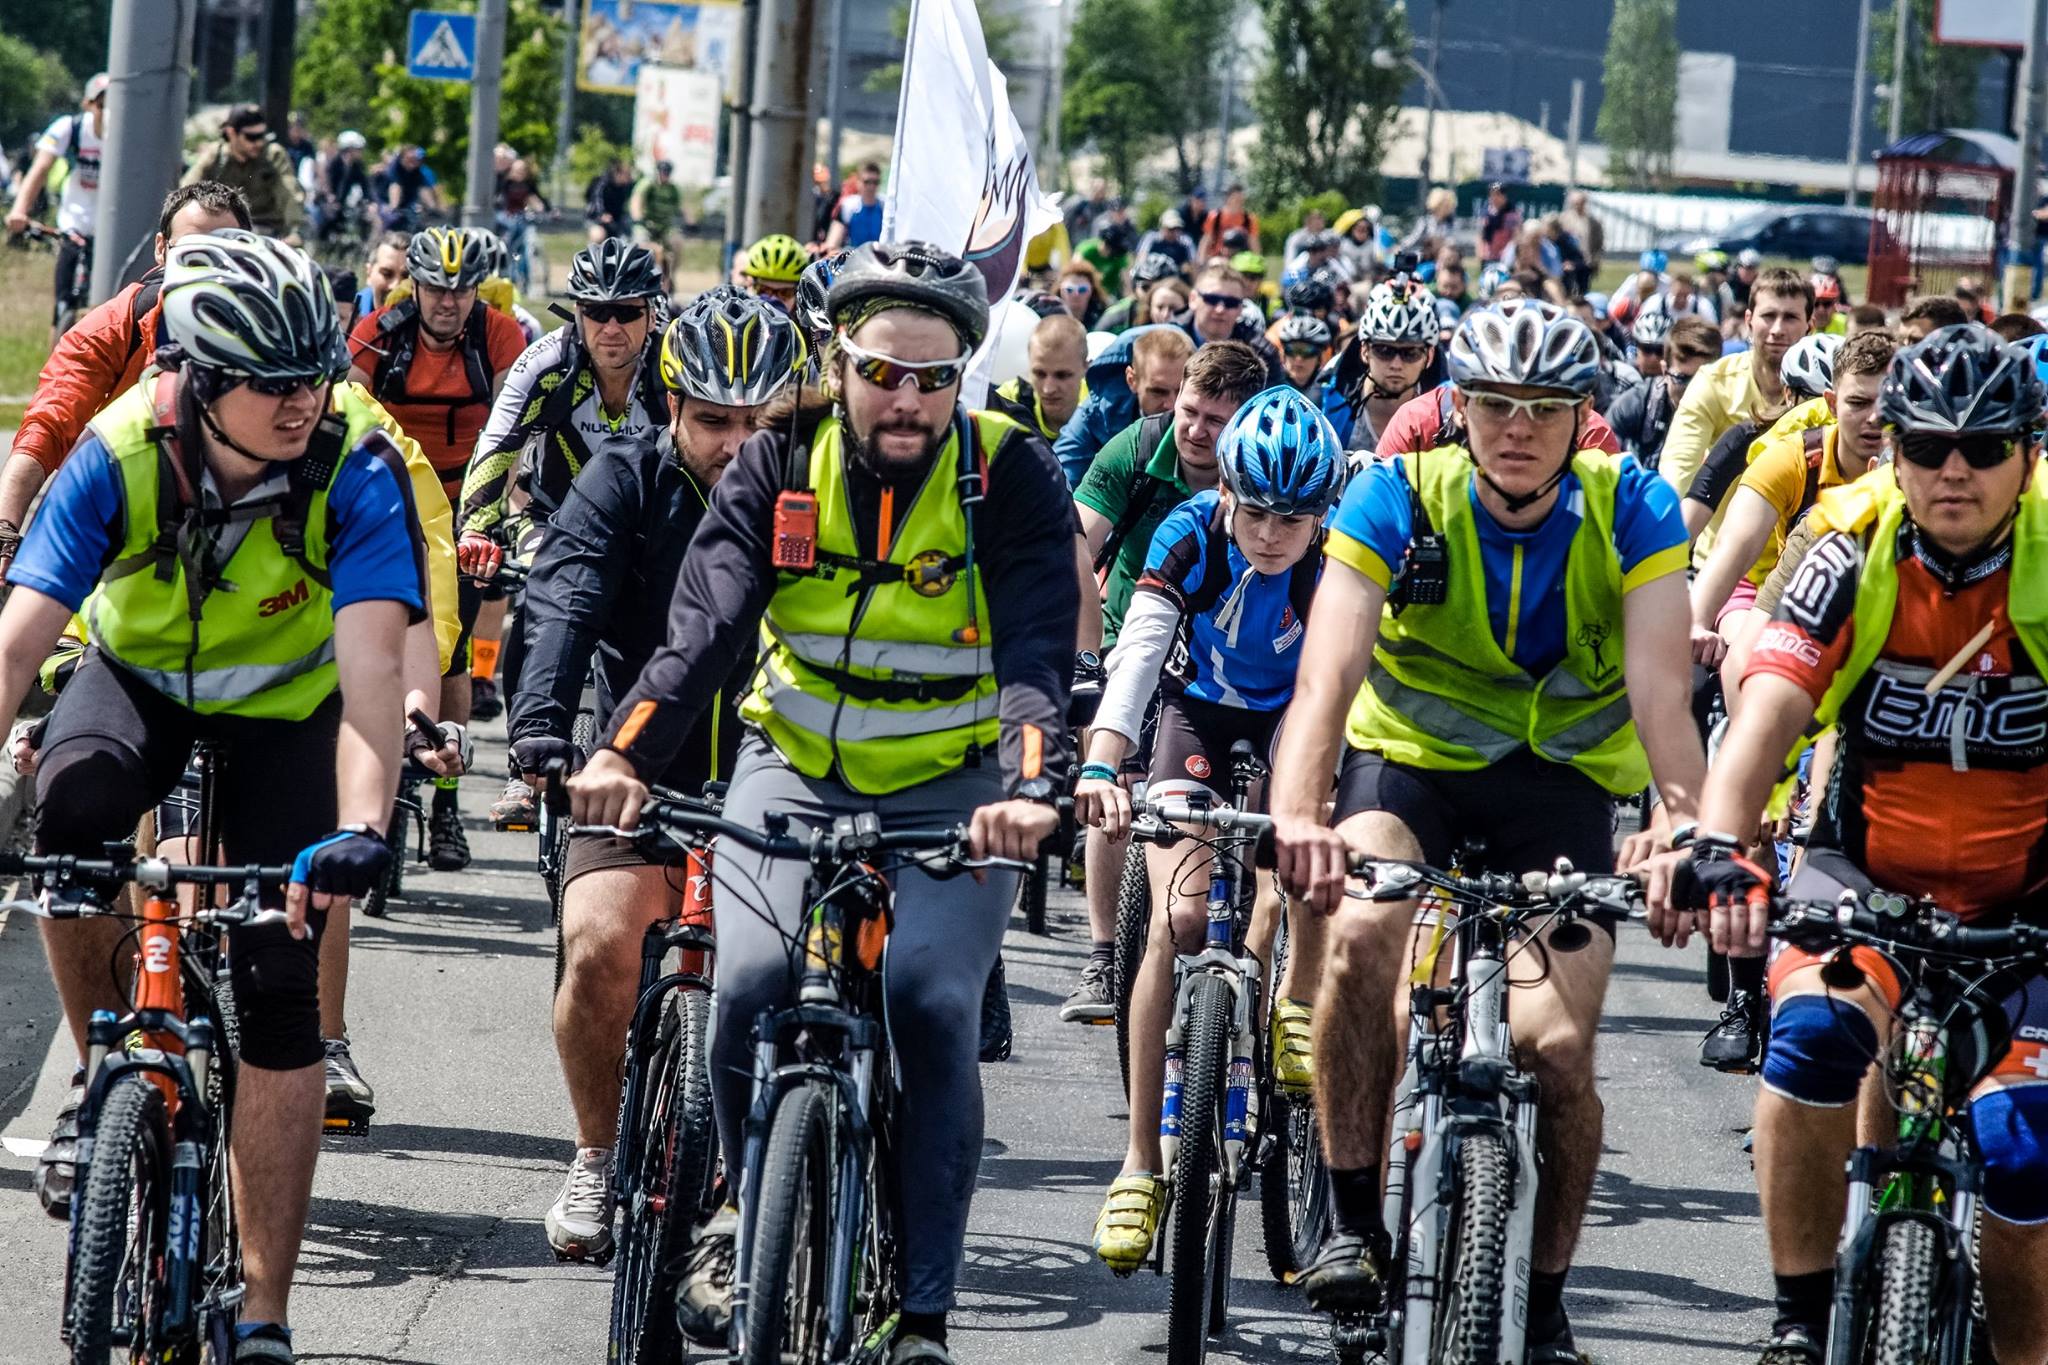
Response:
[1865,129,2014,308]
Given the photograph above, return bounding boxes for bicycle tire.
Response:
[1873,1218,1939,1365]
[1019,853,1049,935]
[1167,973,1230,1365]
[607,993,697,1365]
[1113,841,1150,1099]
[1429,1128,1514,1365]
[1258,1094,1328,1282]
[67,1075,172,1364]
[739,1080,835,1365]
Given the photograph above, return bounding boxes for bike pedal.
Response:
[322,1114,372,1137]
[497,819,537,833]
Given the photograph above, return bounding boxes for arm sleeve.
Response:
[5,431,121,606]
[1093,591,1179,746]
[512,452,637,745]
[458,334,554,535]
[976,432,1080,791]
[325,433,428,618]
[604,436,784,776]
[11,287,144,474]
[1686,422,1761,511]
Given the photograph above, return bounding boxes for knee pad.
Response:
[1761,994,1879,1107]
[33,741,150,853]
[1973,1086,2048,1225]
[229,919,323,1071]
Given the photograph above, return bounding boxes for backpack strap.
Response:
[272,413,350,590]
[458,301,494,406]
[1797,425,1829,519]
[1177,499,1238,618]
[1093,409,1175,574]
[370,300,420,398]
[121,270,164,373]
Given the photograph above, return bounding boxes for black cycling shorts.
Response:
[1147,694,1282,804]
[1333,746,1617,878]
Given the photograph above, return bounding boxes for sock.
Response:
[1089,939,1114,967]
[1773,1269,1833,1338]
[432,779,459,811]
[1527,1268,1569,1344]
[899,1310,946,1344]
[1326,1164,1381,1239]
[1731,952,1767,992]
[470,636,501,680]
[235,1321,292,1344]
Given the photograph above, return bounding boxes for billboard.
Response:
[632,64,722,189]
[1934,0,2026,49]
[577,0,741,94]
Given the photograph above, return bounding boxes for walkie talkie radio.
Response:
[772,491,818,570]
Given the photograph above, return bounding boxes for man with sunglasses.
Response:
[7,72,109,337]
[1172,262,1287,384]
[1267,301,1706,1359]
[183,104,303,239]
[569,241,1078,1364]
[1319,280,1438,451]
[1607,313,1720,471]
[1651,324,2048,1365]
[0,232,426,1365]
[455,238,667,830]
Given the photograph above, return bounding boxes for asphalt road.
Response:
[0,721,1776,1364]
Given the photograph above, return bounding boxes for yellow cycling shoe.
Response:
[1272,997,1315,1094]
[1092,1173,1165,1275]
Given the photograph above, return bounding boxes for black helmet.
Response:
[1096,218,1137,257]
[826,240,990,350]
[1131,252,1182,292]
[1221,227,1253,254]
[567,237,661,302]
[795,250,848,351]
[1285,276,1336,315]
[1881,324,2046,437]
[661,289,803,406]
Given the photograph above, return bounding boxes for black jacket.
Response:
[512,429,748,793]
[1606,375,1676,470]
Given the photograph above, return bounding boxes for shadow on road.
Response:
[1585,1166,1760,1230]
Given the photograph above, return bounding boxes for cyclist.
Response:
[1809,271,1846,336]
[0,231,425,1365]
[512,291,800,1264]
[742,232,808,311]
[472,228,542,344]
[182,104,301,239]
[1277,313,1334,399]
[348,226,526,868]
[1096,252,1181,334]
[1319,280,1439,452]
[1173,262,1286,384]
[6,72,108,336]
[568,241,1078,1364]
[630,158,689,293]
[1681,333,1845,543]
[0,182,251,578]
[989,312,1087,442]
[1605,314,1720,471]
[456,238,667,828]
[1268,301,1706,1358]
[1053,324,1194,487]
[1081,385,1345,1272]
[1656,324,2048,1365]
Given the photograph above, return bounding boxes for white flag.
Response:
[882,0,1062,404]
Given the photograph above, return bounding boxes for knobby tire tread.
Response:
[607,997,689,1365]
[1113,842,1150,1099]
[67,1075,170,1365]
[1431,1128,1513,1365]
[1873,1218,1938,1365]
[1167,974,1230,1365]
[740,1081,834,1365]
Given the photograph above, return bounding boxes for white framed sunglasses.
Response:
[1459,388,1581,423]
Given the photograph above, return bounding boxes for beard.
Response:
[843,413,946,481]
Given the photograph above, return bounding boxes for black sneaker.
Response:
[470,676,503,720]
[1527,1315,1590,1364]
[322,1037,375,1134]
[979,957,1013,1063]
[428,801,471,872]
[1058,957,1115,1024]
[1756,1325,1823,1365]
[1701,989,1765,1073]
[34,1068,84,1219]
[1298,1231,1386,1314]
[233,1323,296,1362]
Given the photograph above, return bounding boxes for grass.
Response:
[1587,255,1870,304]
[0,243,57,405]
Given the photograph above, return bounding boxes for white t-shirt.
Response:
[35,112,103,237]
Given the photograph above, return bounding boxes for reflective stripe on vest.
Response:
[1344,445,1648,794]
[739,411,1021,794]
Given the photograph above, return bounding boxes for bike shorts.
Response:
[565,831,673,886]
[1715,577,1759,629]
[1147,693,1280,804]
[1334,747,1619,904]
[34,654,339,1071]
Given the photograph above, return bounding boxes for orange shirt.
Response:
[349,305,526,491]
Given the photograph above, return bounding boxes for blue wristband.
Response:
[1079,762,1118,782]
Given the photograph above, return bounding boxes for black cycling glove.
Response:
[291,827,392,901]
[510,734,581,781]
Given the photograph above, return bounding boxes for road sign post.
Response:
[407,10,479,82]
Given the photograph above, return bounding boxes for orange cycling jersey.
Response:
[1747,525,2048,917]
[348,303,525,495]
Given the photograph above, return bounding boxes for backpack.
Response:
[1178,497,1321,625]
[370,298,494,411]
[1092,410,1176,574]
[121,270,164,373]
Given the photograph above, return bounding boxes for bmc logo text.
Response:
[258,579,310,618]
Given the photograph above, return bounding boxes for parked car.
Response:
[1662,205,1875,266]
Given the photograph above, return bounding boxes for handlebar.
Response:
[0,851,294,926]
[1769,895,2048,963]
[18,221,82,246]
[570,802,1034,874]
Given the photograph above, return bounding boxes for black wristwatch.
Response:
[1015,777,1057,805]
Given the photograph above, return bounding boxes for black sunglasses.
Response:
[1369,342,1427,363]
[1896,431,2018,470]
[581,302,648,325]
[1283,342,1325,359]
[241,373,329,398]
[1197,290,1242,309]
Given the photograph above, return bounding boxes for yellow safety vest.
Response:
[740,411,1019,794]
[1346,446,1648,795]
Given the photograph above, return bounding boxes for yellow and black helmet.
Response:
[744,233,808,285]
[660,286,804,406]
[406,226,492,290]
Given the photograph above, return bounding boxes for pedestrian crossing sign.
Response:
[407,10,477,82]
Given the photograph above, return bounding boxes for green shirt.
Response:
[637,177,685,231]
[1075,415,1193,649]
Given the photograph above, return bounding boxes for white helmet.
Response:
[1780,334,1843,401]
[1447,299,1600,397]
[160,231,348,381]
[337,130,367,152]
[1359,282,1438,345]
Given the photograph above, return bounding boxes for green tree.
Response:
[1249,0,1407,206]
[1060,0,1171,192]
[1871,0,1985,139]
[1595,0,1677,187]
[0,31,78,152]
[865,0,1025,99]
[1155,0,1235,191]
[0,0,111,87]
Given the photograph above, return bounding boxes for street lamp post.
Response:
[1373,46,1448,202]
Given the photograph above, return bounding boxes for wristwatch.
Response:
[1015,777,1057,805]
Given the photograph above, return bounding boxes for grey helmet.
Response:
[826,240,990,350]
[468,227,509,280]
[405,226,493,290]
[161,230,348,381]
[1447,298,1600,397]
[1277,312,1333,351]
[795,250,848,353]
[1881,323,2046,436]
[1780,333,1843,402]
[1130,251,1183,292]
[1631,306,1673,348]
[660,288,803,407]
[1359,282,1438,345]
[566,237,662,301]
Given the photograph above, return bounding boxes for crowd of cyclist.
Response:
[6,86,2048,1362]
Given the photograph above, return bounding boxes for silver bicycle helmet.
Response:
[1631,307,1673,349]
[826,240,991,351]
[1780,334,1843,402]
[660,289,803,406]
[1447,299,1600,397]
[161,230,348,381]
[405,226,493,290]
[566,237,662,302]
[795,250,848,352]
[1276,312,1333,351]
[1359,282,1438,345]
[1881,324,2046,436]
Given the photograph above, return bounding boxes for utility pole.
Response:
[258,0,297,134]
[824,0,850,181]
[741,0,820,242]
[1887,0,1910,143]
[1213,41,1237,192]
[1564,77,1583,197]
[462,0,510,229]
[2004,0,2048,307]
[1420,0,1445,208]
[554,0,580,212]
[94,0,196,303]
[1846,0,1873,208]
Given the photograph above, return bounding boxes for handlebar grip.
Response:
[540,756,571,817]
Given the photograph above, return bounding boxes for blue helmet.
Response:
[2026,334,2048,391]
[1639,248,1668,274]
[1217,385,1348,518]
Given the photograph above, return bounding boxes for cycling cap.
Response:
[407,227,492,290]
[1359,282,1438,345]
[1638,248,1668,274]
[567,237,662,302]
[1809,273,1842,303]
[84,73,110,104]
[1217,385,1348,517]
[795,250,848,350]
[1132,252,1183,291]
[1693,249,1729,273]
[1277,312,1333,350]
[745,233,808,285]
[1448,299,1600,398]
[1881,324,2046,436]
[661,289,803,406]
[1632,308,1672,348]
[161,231,348,382]
[1285,275,1337,315]
[827,240,990,350]
[1779,333,1842,402]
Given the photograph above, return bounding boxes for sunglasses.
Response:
[842,336,972,393]
[1284,342,1325,359]
[1061,281,1092,295]
[1198,291,1242,309]
[750,279,797,300]
[1667,369,1699,392]
[1369,342,1428,363]
[1896,431,2018,470]
[240,373,329,398]
[581,302,648,325]
[238,127,269,142]
[1462,389,1580,423]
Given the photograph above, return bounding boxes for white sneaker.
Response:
[544,1146,616,1262]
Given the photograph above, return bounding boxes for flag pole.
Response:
[881,0,925,238]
